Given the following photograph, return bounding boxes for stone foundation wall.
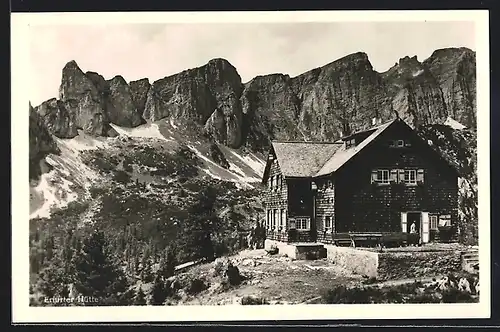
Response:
[324,245,379,278]
[264,240,324,260]
[377,250,463,281]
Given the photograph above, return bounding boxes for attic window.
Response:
[345,139,356,148]
[397,140,405,147]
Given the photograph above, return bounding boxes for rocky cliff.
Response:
[29,102,59,179]
[31,47,476,153]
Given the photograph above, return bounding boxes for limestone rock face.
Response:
[383,55,447,127]
[129,78,151,116]
[35,98,78,138]
[34,49,476,152]
[423,48,476,129]
[240,74,302,150]
[106,75,143,127]
[29,102,59,178]
[143,58,244,148]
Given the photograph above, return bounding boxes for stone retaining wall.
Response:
[377,250,463,281]
[324,245,379,278]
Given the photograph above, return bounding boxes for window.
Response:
[397,140,405,147]
[430,215,438,230]
[388,140,395,147]
[296,218,310,230]
[324,216,332,232]
[372,169,390,184]
[266,210,272,229]
[273,210,279,230]
[439,215,451,227]
[280,209,287,231]
[404,169,417,185]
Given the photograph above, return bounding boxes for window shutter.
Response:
[417,169,424,184]
[390,169,398,183]
[401,212,407,233]
[371,170,378,184]
[398,169,405,183]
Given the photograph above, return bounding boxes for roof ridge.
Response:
[272,140,341,144]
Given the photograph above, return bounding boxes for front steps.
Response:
[461,248,479,274]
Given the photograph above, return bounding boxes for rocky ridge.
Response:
[30,47,476,154]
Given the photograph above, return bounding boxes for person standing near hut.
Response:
[410,221,416,234]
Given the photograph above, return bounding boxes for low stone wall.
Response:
[377,250,463,281]
[264,239,298,259]
[323,245,379,278]
[264,240,324,260]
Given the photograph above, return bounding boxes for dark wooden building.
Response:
[261,117,459,246]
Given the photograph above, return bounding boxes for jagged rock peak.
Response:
[398,55,420,66]
[428,47,475,58]
[321,51,373,73]
[206,57,236,67]
[109,75,127,84]
[63,59,80,69]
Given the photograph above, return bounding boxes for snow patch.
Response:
[56,135,106,152]
[228,162,261,183]
[30,169,58,219]
[444,117,467,130]
[109,123,173,141]
[170,118,178,129]
[412,69,424,77]
[228,149,266,176]
[188,145,256,188]
[29,163,79,219]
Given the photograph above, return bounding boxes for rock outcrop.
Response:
[32,47,476,152]
[423,47,476,129]
[143,58,244,148]
[383,55,448,128]
[29,102,59,178]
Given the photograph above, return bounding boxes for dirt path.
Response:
[177,249,363,305]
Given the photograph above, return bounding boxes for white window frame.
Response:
[430,215,438,230]
[296,217,310,231]
[439,215,452,227]
[397,140,405,147]
[404,169,417,185]
[280,209,287,232]
[376,169,390,184]
[273,209,280,230]
[324,216,332,233]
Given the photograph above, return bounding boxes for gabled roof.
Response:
[271,142,343,178]
[264,117,459,181]
[315,119,396,176]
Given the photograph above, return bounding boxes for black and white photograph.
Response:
[12,10,490,322]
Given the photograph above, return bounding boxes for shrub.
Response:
[441,288,475,303]
[323,285,383,304]
[438,226,454,243]
[113,170,131,184]
[241,296,269,305]
[187,277,208,295]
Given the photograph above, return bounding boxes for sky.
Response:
[29,21,476,106]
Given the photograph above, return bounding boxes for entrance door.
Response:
[407,212,421,235]
[421,212,430,243]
